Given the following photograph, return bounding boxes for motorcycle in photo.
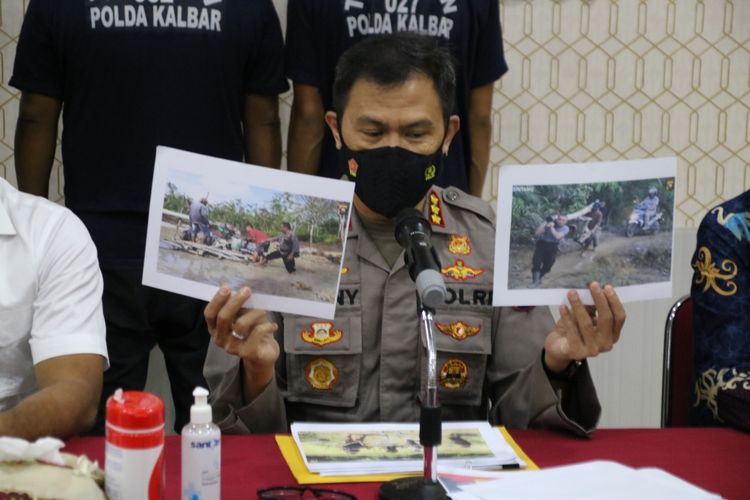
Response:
[625,204,663,237]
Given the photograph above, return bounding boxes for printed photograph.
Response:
[143,147,354,319]
[494,158,677,306]
[296,428,492,463]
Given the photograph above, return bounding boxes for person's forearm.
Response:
[14,93,62,197]
[241,359,275,403]
[467,83,494,197]
[287,104,324,175]
[0,381,99,440]
[287,83,326,175]
[244,94,282,168]
[467,115,491,197]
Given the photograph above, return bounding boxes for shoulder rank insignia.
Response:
[305,358,339,390]
[439,359,468,389]
[301,321,343,347]
[429,190,446,227]
[441,259,485,280]
[436,321,481,341]
[448,234,472,255]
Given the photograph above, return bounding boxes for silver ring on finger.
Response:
[230,330,247,341]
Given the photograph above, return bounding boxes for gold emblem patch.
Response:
[305,358,339,390]
[301,321,343,347]
[424,164,437,181]
[441,259,485,281]
[436,321,481,341]
[439,359,468,389]
[429,190,446,227]
[448,235,472,255]
[348,158,359,177]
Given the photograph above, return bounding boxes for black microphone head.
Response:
[394,207,431,247]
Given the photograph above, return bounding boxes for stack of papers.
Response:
[454,460,722,500]
[289,421,527,476]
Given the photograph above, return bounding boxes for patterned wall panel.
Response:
[493,0,750,228]
[1,0,749,224]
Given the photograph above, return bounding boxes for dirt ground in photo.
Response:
[508,229,672,290]
[156,223,342,303]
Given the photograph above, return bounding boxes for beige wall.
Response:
[2,1,748,427]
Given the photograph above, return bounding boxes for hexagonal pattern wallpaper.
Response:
[2,0,749,228]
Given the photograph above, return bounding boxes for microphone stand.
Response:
[379,294,448,500]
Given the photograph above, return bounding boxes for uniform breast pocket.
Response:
[283,315,362,408]
[431,309,492,407]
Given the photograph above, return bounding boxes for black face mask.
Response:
[338,142,445,219]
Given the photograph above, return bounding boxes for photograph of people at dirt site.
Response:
[507,177,675,290]
[156,170,349,305]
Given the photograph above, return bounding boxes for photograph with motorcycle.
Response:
[627,186,664,237]
[507,177,675,290]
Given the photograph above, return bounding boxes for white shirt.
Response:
[0,179,108,411]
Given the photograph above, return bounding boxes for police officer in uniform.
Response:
[203,34,626,435]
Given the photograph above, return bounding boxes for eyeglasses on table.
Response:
[257,486,357,499]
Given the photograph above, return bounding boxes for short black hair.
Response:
[281,222,292,230]
[332,32,456,121]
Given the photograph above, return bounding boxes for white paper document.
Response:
[143,146,354,319]
[461,460,721,500]
[290,421,525,476]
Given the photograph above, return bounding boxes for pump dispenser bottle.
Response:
[181,386,220,500]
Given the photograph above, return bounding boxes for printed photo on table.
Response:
[493,158,677,306]
[143,147,354,319]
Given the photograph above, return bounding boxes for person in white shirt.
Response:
[0,178,108,439]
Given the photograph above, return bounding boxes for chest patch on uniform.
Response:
[439,359,468,390]
[448,234,472,255]
[301,322,343,347]
[305,358,339,390]
[436,321,481,341]
[429,190,446,227]
[441,259,485,280]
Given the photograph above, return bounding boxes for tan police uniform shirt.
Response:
[204,187,601,436]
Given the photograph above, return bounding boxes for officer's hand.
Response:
[543,282,626,374]
[205,286,280,397]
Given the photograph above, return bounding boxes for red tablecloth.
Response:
[64,427,750,500]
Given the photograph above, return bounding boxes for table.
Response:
[64,427,750,499]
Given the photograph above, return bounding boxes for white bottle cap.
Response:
[190,386,212,424]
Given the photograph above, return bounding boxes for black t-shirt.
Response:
[285,0,507,191]
[10,0,288,268]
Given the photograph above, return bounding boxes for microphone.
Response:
[394,208,447,309]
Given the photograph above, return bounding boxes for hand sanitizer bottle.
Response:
[181,387,220,500]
